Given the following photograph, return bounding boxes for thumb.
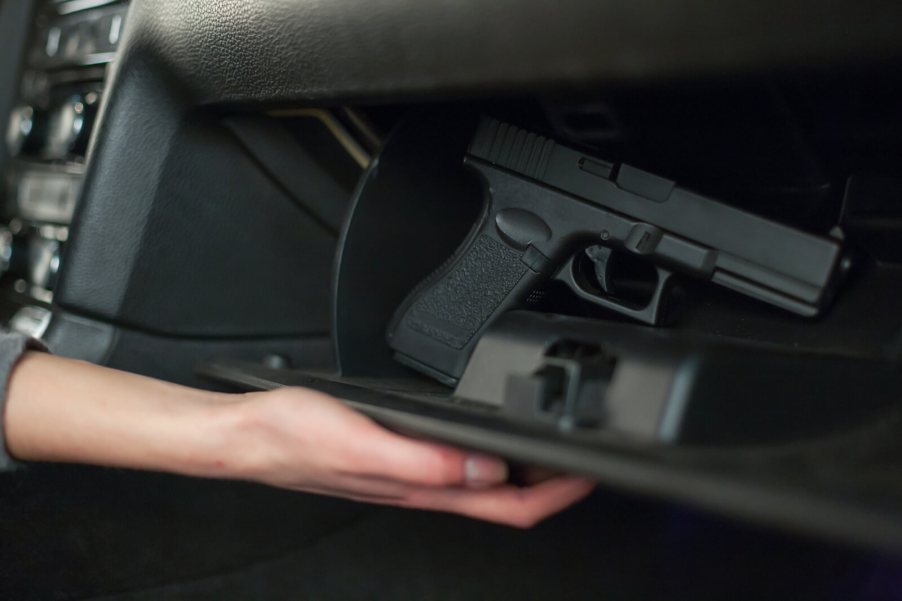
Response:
[354,426,509,488]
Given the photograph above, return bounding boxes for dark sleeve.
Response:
[0,332,49,471]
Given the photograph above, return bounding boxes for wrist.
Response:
[192,392,270,482]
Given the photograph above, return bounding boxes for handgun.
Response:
[387,118,845,385]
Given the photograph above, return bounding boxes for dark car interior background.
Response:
[3,0,902,599]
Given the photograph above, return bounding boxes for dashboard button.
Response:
[45,94,98,158]
[6,105,47,157]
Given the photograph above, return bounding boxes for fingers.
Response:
[256,388,591,527]
[348,424,508,489]
[266,388,508,489]
[304,474,595,529]
[400,476,596,528]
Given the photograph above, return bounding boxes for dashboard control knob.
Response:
[45,93,99,158]
[0,226,13,275]
[0,225,27,281]
[27,235,62,292]
[5,105,47,156]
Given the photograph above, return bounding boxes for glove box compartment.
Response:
[201,111,902,551]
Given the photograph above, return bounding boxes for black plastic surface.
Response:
[332,112,483,377]
[117,0,902,106]
[58,111,349,337]
[455,312,901,446]
[46,309,334,388]
[223,114,353,234]
[200,312,902,552]
[0,1,34,182]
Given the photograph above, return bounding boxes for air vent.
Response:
[53,0,121,16]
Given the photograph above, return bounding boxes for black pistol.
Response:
[387,118,844,385]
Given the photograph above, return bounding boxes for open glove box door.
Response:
[200,111,902,551]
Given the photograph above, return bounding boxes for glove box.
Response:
[200,111,902,551]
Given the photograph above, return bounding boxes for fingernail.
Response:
[464,454,508,488]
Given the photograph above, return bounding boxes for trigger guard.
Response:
[555,257,674,325]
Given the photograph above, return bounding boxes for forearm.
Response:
[4,352,238,478]
[2,352,593,527]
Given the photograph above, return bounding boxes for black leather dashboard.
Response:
[124,0,902,105]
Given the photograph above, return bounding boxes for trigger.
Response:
[585,245,615,294]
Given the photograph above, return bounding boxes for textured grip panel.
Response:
[402,234,528,350]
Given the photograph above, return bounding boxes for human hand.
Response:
[219,387,595,528]
[5,352,592,528]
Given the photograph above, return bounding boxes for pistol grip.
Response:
[387,222,542,384]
